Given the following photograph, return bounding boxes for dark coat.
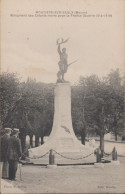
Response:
[7,136,22,161]
[1,134,10,161]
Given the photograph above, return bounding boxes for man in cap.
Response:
[7,128,22,180]
[1,128,12,179]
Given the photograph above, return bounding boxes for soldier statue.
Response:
[56,38,77,83]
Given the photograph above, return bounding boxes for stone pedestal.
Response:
[29,83,94,159]
[48,83,85,152]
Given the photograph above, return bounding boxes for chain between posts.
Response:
[104,151,112,156]
[26,151,50,159]
[24,149,118,160]
[26,149,95,160]
[52,149,94,160]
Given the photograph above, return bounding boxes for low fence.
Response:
[22,146,120,165]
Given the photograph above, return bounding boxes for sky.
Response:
[1,0,125,84]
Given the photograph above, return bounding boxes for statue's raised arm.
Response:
[57,38,69,56]
[57,44,61,55]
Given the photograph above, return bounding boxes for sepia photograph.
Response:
[0,0,125,193]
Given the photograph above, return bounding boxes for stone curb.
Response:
[47,164,57,169]
[111,160,120,165]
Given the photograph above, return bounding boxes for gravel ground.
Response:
[1,160,125,194]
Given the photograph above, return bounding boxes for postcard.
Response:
[1,0,125,193]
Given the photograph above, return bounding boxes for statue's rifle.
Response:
[68,60,77,67]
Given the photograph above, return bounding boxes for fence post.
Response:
[94,147,104,168]
[112,147,117,161]
[49,149,55,165]
[96,148,101,163]
[47,149,57,168]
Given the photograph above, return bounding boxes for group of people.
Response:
[1,128,22,181]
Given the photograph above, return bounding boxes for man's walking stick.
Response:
[19,161,22,181]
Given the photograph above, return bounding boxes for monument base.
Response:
[29,83,95,162]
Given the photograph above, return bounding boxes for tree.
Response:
[75,75,112,156]
[3,77,54,151]
[105,69,124,140]
[0,72,21,129]
[75,70,124,156]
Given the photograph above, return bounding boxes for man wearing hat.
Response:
[7,128,22,180]
[1,128,12,179]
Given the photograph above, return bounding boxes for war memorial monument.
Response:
[29,39,95,163]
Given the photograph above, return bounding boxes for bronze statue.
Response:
[56,38,77,83]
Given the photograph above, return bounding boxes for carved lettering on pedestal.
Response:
[60,138,73,148]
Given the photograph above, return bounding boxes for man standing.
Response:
[1,128,12,179]
[7,128,22,180]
